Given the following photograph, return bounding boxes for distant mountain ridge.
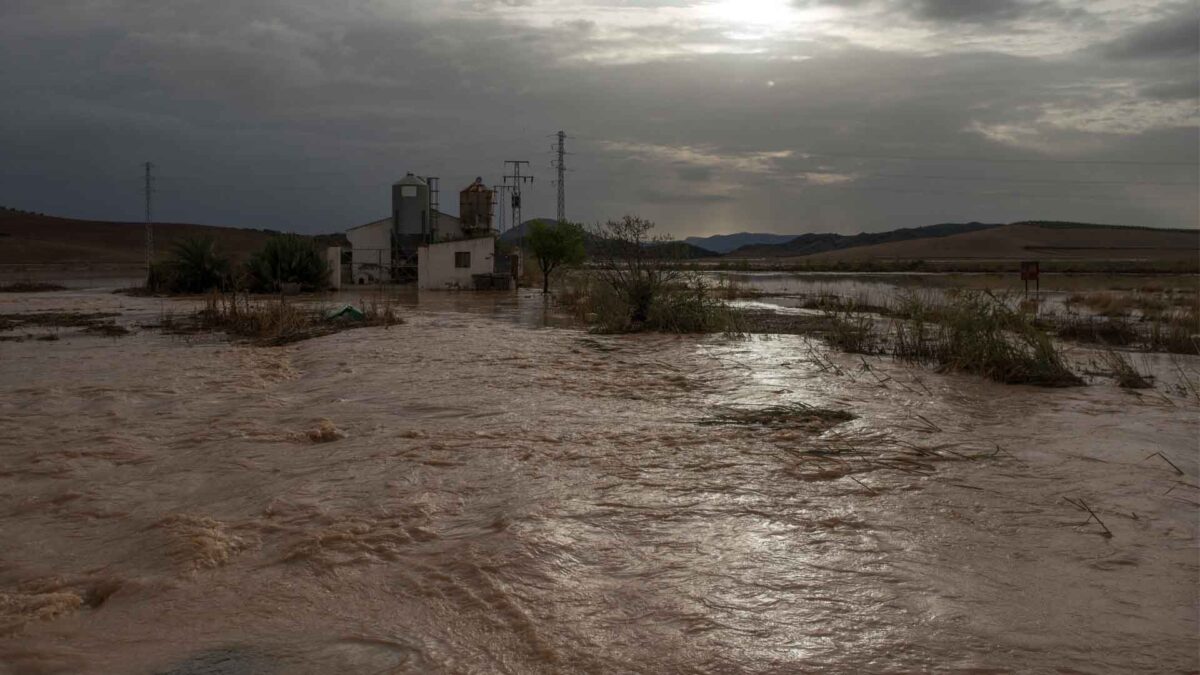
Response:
[729,221,1005,257]
[683,232,798,254]
[500,218,718,259]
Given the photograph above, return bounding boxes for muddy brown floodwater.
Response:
[1,288,1198,674]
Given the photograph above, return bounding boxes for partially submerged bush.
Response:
[168,292,400,346]
[247,235,330,293]
[570,215,734,334]
[892,291,1082,386]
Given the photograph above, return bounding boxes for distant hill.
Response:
[498,218,556,245]
[794,221,1200,264]
[684,232,798,254]
[729,222,1003,258]
[0,206,330,265]
[500,218,718,259]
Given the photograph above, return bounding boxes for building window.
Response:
[455,252,471,268]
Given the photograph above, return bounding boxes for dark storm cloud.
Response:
[675,166,714,182]
[1099,10,1200,60]
[1140,80,1200,101]
[793,0,1066,24]
[903,0,1048,23]
[640,189,735,204]
[0,0,1194,236]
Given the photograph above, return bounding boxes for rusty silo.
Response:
[459,177,495,235]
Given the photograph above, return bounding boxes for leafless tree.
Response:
[590,215,681,324]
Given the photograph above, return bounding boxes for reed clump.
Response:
[823,304,880,354]
[891,291,1082,386]
[1097,348,1153,389]
[1146,308,1199,355]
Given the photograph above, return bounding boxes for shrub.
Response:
[144,237,231,294]
[892,291,1081,386]
[248,235,329,292]
[166,237,231,293]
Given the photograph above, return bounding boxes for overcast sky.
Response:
[1,0,1196,236]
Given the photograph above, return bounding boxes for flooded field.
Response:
[1,285,1198,673]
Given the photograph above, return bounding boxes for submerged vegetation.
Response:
[890,292,1082,386]
[560,216,737,334]
[162,292,400,346]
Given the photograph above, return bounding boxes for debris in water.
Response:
[700,402,855,432]
[308,419,346,443]
[1063,497,1114,538]
[326,305,366,321]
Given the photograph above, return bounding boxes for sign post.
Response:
[1020,261,1040,300]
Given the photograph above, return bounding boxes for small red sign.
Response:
[1020,261,1040,281]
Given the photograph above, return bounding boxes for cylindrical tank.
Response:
[391,173,430,242]
[459,177,494,234]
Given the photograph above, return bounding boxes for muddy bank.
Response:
[0,289,1197,673]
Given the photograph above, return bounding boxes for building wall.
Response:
[417,236,495,290]
[346,219,390,283]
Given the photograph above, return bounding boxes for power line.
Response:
[503,160,533,244]
[553,130,567,223]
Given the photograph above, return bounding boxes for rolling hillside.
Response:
[794,221,1199,264]
[728,222,1002,257]
[0,207,327,265]
[684,232,798,254]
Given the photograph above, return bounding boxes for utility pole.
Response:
[143,162,154,276]
[427,176,440,241]
[503,160,533,246]
[552,131,567,223]
[494,184,514,233]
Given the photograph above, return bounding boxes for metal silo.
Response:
[392,173,431,244]
[459,177,495,235]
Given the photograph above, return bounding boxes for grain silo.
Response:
[392,173,431,245]
[459,177,495,235]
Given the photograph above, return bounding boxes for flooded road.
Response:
[1,288,1197,673]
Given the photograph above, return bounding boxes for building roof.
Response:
[393,172,427,187]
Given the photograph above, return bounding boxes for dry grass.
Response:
[163,292,402,346]
[890,292,1082,386]
[1067,292,1162,318]
[1055,316,1139,346]
[1097,349,1153,389]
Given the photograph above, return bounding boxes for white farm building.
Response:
[344,175,518,290]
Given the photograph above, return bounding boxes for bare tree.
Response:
[590,215,681,324]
